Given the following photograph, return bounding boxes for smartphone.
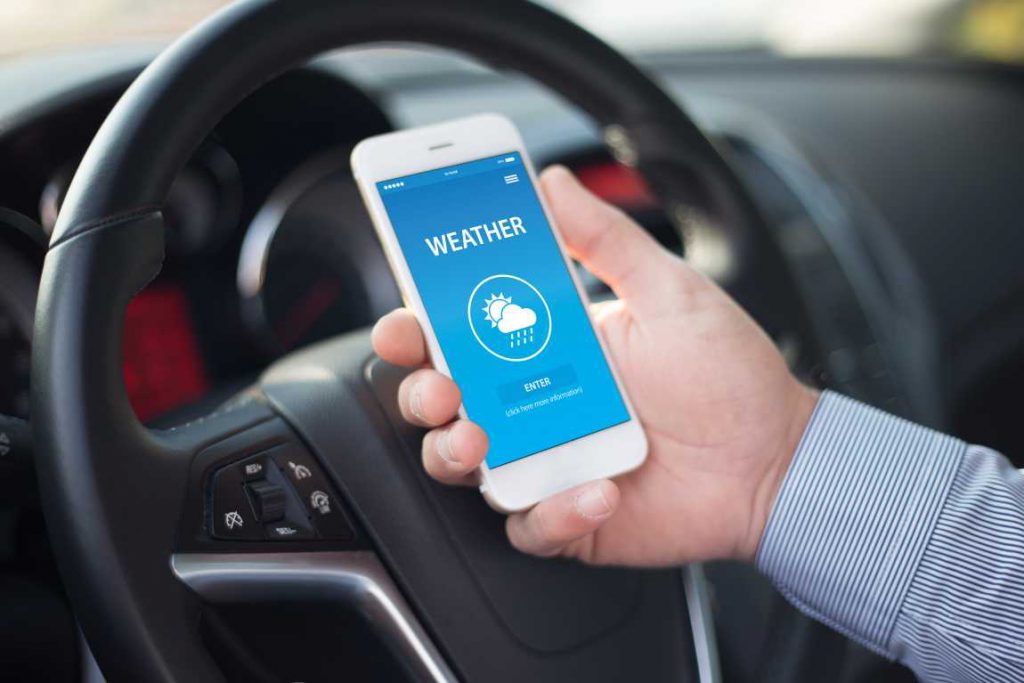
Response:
[352,113,647,511]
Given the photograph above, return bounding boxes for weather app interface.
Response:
[378,152,629,468]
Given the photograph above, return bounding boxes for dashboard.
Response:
[0,55,671,426]
[0,46,1022,450]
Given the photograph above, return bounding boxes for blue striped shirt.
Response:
[757,391,1024,682]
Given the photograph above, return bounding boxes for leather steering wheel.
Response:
[32,1,809,680]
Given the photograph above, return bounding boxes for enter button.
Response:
[497,364,578,405]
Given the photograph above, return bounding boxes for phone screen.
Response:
[378,151,629,468]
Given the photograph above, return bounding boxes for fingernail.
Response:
[574,484,612,519]
[436,428,460,465]
[409,381,426,421]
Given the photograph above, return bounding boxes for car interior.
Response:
[1,0,1023,681]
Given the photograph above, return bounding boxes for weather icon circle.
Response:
[468,274,551,362]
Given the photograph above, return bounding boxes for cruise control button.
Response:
[272,450,324,491]
[278,454,315,486]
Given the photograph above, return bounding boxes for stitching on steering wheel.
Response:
[49,205,161,250]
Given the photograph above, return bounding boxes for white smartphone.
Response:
[352,113,647,511]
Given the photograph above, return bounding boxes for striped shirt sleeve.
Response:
[757,391,1024,682]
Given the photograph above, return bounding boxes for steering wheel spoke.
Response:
[172,550,456,682]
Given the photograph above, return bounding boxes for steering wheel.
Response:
[32,1,813,680]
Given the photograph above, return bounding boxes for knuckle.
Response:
[421,435,442,471]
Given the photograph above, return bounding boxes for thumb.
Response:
[540,165,676,307]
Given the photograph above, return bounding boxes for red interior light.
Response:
[574,161,655,209]
[122,284,208,421]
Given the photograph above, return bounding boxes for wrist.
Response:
[739,382,820,561]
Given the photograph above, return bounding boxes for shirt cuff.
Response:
[756,390,966,655]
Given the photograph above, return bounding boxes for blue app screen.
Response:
[378,152,629,468]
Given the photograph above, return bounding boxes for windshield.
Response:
[2,0,1023,62]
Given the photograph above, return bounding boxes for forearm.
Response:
[757,391,1024,682]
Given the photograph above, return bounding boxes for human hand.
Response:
[372,165,818,566]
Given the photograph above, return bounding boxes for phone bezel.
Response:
[351,113,647,511]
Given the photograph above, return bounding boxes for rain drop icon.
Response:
[507,327,536,348]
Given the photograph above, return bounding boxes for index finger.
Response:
[540,166,682,312]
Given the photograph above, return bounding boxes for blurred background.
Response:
[1,0,1023,62]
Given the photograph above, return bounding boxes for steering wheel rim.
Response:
[33,1,806,680]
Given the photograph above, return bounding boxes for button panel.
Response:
[208,446,354,543]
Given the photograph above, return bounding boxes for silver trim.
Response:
[79,626,106,683]
[172,551,456,683]
[682,563,721,683]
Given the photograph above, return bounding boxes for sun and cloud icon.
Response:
[468,275,551,362]
[482,293,538,345]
